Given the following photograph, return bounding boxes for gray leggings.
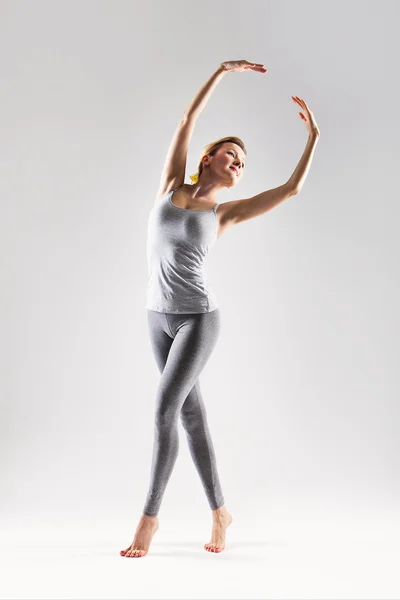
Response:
[143,308,225,516]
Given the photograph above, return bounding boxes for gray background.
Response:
[1,0,399,598]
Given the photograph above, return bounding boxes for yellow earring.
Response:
[189,172,199,183]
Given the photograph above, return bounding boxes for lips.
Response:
[230,167,238,175]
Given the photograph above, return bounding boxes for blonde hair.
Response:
[189,136,247,184]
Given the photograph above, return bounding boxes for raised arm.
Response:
[156,66,227,199]
[156,60,267,200]
[220,96,321,228]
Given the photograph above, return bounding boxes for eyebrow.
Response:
[228,148,246,166]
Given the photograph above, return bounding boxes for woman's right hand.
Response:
[220,60,267,73]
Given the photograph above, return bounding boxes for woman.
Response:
[120,59,320,558]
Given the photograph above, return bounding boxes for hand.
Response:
[292,96,320,138]
[220,59,267,74]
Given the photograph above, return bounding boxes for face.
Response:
[203,143,246,187]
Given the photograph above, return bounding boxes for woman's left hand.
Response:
[292,96,320,138]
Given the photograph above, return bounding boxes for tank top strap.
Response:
[213,203,220,214]
[170,185,183,197]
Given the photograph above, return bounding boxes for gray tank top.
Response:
[146,186,220,313]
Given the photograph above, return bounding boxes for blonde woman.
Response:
[120,59,320,558]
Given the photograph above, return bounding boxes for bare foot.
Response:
[120,514,159,558]
[204,505,233,553]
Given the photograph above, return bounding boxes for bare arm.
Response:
[220,133,319,227]
[287,132,319,193]
[183,66,227,121]
[156,61,266,199]
[156,66,227,198]
[183,60,266,120]
[219,98,320,229]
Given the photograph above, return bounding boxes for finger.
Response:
[248,62,266,71]
[293,96,307,111]
[300,98,310,111]
[296,97,307,110]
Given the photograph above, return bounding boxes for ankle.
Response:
[212,505,228,516]
[142,513,158,521]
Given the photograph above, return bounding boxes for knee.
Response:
[155,408,175,429]
[180,407,204,432]
[155,395,179,428]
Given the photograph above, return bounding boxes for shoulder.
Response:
[155,182,186,203]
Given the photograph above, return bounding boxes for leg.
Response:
[180,379,225,510]
[143,309,221,517]
[145,310,225,512]
[120,309,231,558]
